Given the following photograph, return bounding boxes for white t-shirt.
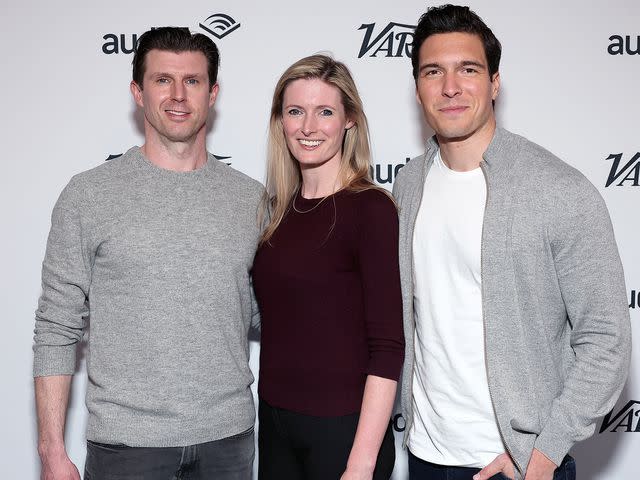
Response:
[408,149,504,467]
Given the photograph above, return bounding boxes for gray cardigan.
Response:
[393,128,631,478]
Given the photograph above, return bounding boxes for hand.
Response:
[40,450,80,480]
[473,452,515,480]
[522,449,557,480]
[340,464,374,480]
[474,449,557,480]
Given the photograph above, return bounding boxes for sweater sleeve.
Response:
[357,190,405,381]
[33,177,92,377]
[533,176,631,465]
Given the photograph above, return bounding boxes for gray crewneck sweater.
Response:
[33,147,264,447]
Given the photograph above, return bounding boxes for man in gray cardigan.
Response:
[33,28,262,479]
[393,5,631,480]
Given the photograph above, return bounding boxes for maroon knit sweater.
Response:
[252,188,404,416]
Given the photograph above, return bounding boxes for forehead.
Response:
[419,32,487,65]
[143,49,208,76]
[283,78,343,107]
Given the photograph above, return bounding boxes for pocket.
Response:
[227,425,255,440]
[87,440,131,452]
[491,474,514,480]
[554,455,576,480]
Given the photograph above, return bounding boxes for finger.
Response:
[474,455,506,480]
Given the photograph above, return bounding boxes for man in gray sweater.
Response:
[33,27,263,479]
[393,5,631,480]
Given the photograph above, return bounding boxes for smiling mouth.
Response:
[166,110,190,116]
[439,106,468,113]
[298,139,323,147]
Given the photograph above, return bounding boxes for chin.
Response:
[433,124,476,142]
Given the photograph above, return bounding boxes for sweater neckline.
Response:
[129,146,217,179]
[294,188,347,209]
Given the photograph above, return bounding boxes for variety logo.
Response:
[630,290,638,309]
[106,153,232,165]
[101,13,241,55]
[357,22,415,58]
[199,13,241,39]
[599,400,640,433]
[604,152,640,187]
[607,35,640,55]
[371,157,410,184]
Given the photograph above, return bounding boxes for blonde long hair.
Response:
[260,54,380,243]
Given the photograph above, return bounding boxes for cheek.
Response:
[282,118,299,137]
[417,83,435,105]
[325,121,347,144]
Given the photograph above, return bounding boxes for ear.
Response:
[415,86,423,106]
[345,118,355,130]
[491,71,500,100]
[130,81,144,108]
[209,83,220,107]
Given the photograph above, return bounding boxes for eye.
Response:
[287,108,303,116]
[462,67,479,74]
[185,78,199,85]
[157,77,170,84]
[421,69,440,77]
[320,109,333,116]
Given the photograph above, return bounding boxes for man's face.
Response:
[130,49,218,146]
[415,32,499,143]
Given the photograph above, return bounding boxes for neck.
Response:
[299,157,342,199]
[437,119,496,172]
[141,128,208,172]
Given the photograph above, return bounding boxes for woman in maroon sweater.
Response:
[252,55,404,480]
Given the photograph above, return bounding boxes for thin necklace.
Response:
[292,188,330,214]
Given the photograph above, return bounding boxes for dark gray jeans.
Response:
[84,427,254,480]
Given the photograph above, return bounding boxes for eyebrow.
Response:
[419,60,487,72]
[283,104,338,110]
[460,60,486,69]
[150,72,203,78]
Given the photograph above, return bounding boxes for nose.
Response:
[171,81,186,102]
[442,73,462,98]
[300,114,316,136]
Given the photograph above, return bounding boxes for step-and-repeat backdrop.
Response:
[2,0,638,477]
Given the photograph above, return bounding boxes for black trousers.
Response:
[258,398,395,480]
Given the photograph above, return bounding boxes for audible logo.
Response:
[101,14,241,55]
[607,35,640,55]
[199,13,241,39]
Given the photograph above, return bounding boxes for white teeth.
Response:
[167,110,188,115]
[299,139,322,147]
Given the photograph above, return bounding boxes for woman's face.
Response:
[281,78,353,171]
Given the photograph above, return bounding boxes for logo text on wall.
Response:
[371,158,410,185]
[358,22,414,58]
[605,153,640,187]
[630,290,638,309]
[599,401,640,433]
[607,35,640,55]
[102,14,241,55]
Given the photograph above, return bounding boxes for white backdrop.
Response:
[1,0,638,477]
